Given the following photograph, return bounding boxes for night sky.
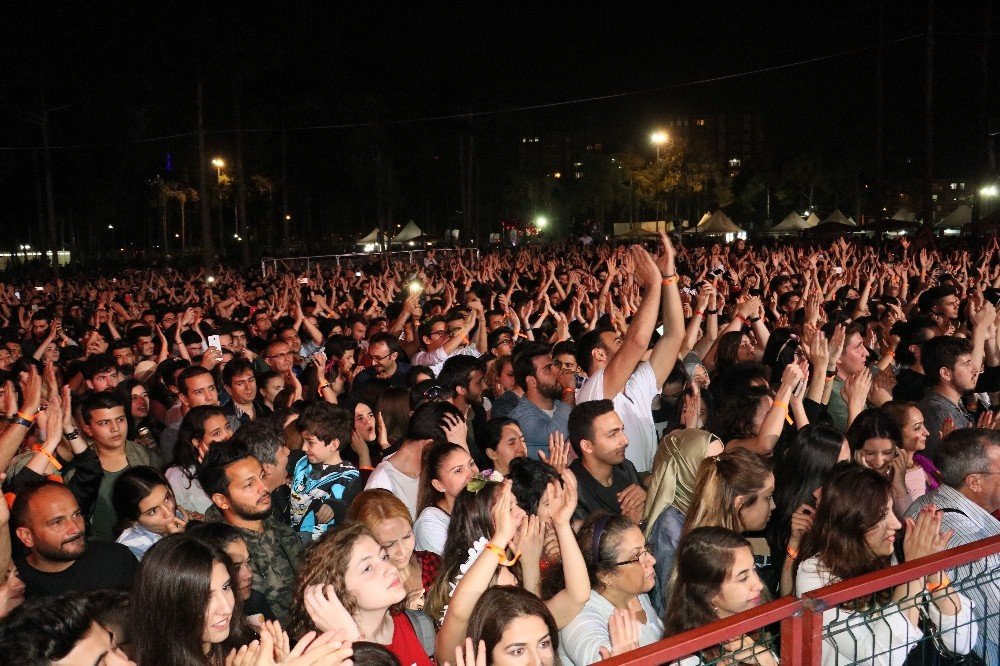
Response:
[0,3,995,254]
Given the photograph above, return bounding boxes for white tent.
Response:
[804,212,821,227]
[357,227,380,243]
[821,209,856,226]
[892,206,919,223]
[936,204,972,229]
[686,210,743,235]
[768,212,810,234]
[392,221,424,243]
[695,211,712,227]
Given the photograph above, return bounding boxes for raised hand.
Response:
[902,504,954,562]
[302,584,360,641]
[538,431,570,472]
[445,637,487,666]
[598,608,640,660]
[549,469,579,527]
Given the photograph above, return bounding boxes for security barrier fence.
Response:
[602,535,1000,666]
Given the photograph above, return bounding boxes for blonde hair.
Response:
[683,448,772,536]
[346,488,413,532]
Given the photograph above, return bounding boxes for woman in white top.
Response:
[414,442,478,554]
[164,405,233,514]
[795,464,977,666]
[559,513,664,666]
[663,526,775,665]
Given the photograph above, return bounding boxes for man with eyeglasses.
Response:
[906,428,1000,664]
[263,339,297,376]
[351,332,410,401]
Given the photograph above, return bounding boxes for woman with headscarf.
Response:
[642,428,723,617]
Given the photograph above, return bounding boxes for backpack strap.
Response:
[403,609,437,658]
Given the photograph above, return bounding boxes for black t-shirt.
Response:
[570,458,641,523]
[16,540,139,600]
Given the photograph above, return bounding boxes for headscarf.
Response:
[642,428,719,537]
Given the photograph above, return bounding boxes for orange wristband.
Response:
[661,275,678,286]
[772,400,789,411]
[31,446,62,471]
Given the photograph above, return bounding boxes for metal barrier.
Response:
[259,248,479,276]
[605,534,1000,666]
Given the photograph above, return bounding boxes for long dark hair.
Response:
[684,448,773,536]
[846,408,903,456]
[705,384,773,443]
[111,465,172,536]
[467,586,561,665]
[417,441,468,514]
[799,465,894,589]
[766,425,845,560]
[714,331,747,374]
[425,481,517,621]
[173,405,228,482]
[663,527,752,636]
[129,534,253,665]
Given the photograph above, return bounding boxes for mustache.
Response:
[62,533,84,545]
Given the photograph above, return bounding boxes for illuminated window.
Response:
[728,158,741,167]
[950,183,957,190]
[575,172,583,179]
[696,119,705,126]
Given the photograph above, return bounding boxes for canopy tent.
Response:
[357,227,381,244]
[767,212,810,234]
[695,211,712,227]
[391,221,425,243]
[892,205,920,223]
[612,220,673,237]
[936,204,972,229]
[685,210,743,235]
[804,212,821,227]
[821,209,856,226]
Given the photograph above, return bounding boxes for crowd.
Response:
[0,233,998,665]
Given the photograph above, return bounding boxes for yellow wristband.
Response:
[485,542,521,567]
[661,275,678,286]
[772,400,789,411]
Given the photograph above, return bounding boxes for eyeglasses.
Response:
[429,329,449,338]
[370,351,394,363]
[266,351,294,359]
[613,543,653,567]
[495,338,513,347]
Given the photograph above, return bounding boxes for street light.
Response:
[980,185,998,197]
[535,215,548,229]
[212,157,225,179]
[650,131,668,160]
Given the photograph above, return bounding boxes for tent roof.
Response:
[392,221,424,242]
[687,210,743,234]
[769,212,809,232]
[891,205,919,222]
[821,209,856,226]
[804,212,821,227]
[936,203,972,229]
[357,227,382,244]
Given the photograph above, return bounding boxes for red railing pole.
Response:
[779,607,804,666]
[800,599,825,666]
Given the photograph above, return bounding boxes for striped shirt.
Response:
[907,484,1000,664]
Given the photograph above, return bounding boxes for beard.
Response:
[35,534,87,562]
[230,496,273,521]
[539,382,564,401]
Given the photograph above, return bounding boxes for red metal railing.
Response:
[605,534,1000,666]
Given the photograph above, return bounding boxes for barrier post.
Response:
[799,599,825,666]
[778,606,805,666]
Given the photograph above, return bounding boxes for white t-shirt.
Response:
[559,590,662,666]
[365,455,420,520]
[577,361,659,473]
[165,465,213,514]
[413,506,450,555]
[412,344,481,376]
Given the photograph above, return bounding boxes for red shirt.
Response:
[387,612,434,666]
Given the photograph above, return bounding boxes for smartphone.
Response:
[34,286,44,292]
[298,278,308,285]
[409,281,423,294]
[14,291,20,299]
[355,271,362,277]
[207,335,222,351]
[832,267,844,274]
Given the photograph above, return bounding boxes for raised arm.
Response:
[647,232,685,387]
[601,246,662,399]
